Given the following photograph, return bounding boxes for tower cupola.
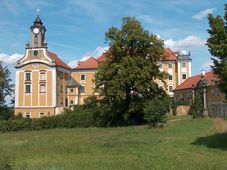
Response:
[30,15,47,48]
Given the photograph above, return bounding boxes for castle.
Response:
[14,15,191,118]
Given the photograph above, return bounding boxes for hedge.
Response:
[0,110,94,132]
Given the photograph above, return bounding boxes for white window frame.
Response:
[24,112,31,118]
[39,112,45,118]
[169,85,173,92]
[40,84,46,93]
[182,73,187,80]
[25,72,31,81]
[25,84,31,93]
[80,85,85,94]
[168,63,172,69]
[80,74,86,81]
[40,72,47,81]
[168,74,173,81]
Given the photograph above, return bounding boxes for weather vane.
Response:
[36,8,40,15]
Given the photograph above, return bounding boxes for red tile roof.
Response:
[74,48,178,70]
[97,54,105,62]
[174,71,218,91]
[159,48,177,61]
[76,57,99,69]
[47,51,71,70]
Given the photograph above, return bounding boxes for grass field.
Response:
[0,117,227,170]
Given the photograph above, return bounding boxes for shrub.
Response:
[188,96,203,118]
[144,96,171,127]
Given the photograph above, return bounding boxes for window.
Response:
[25,112,31,118]
[70,100,74,105]
[168,74,173,81]
[71,88,74,93]
[80,86,85,93]
[25,84,31,93]
[169,86,173,92]
[60,85,63,93]
[25,72,31,81]
[39,112,45,118]
[80,74,85,81]
[159,64,163,69]
[182,73,187,80]
[40,72,46,81]
[182,63,186,68]
[168,64,172,69]
[40,84,46,93]
[34,36,38,46]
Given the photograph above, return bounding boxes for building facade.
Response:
[173,71,227,117]
[14,16,71,118]
[14,16,192,118]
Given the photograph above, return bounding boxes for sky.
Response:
[0,0,226,86]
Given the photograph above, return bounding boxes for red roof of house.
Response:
[74,48,178,70]
[47,51,71,70]
[174,71,218,91]
[76,57,99,69]
[97,54,105,62]
[159,48,177,61]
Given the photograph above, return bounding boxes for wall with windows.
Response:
[71,69,96,104]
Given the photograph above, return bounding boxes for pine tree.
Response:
[95,17,166,124]
[207,4,227,98]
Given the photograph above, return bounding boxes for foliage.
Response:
[144,95,171,127]
[188,96,203,118]
[0,62,14,108]
[0,107,14,120]
[95,17,166,124]
[207,4,227,98]
[0,110,95,132]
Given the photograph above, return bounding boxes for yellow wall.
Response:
[15,107,55,118]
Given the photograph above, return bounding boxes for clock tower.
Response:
[30,15,47,48]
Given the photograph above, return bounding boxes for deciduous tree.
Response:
[95,17,166,124]
[207,4,227,98]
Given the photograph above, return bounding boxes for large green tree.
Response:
[207,4,227,98]
[95,17,166,124]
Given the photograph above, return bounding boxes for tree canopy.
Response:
[0,62,13,108]
[207,4,227,98]
[95,17,167,124]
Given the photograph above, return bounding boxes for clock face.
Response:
[33,28,39,34]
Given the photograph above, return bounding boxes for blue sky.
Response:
[0,0,226,84]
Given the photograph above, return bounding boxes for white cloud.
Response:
[67,59,78,68]
[200,60,213,71]
[67,46,109,68]
[83,46,109,58]
[164,35,206,50]
[0,53,23,64]
[192,8,215,20]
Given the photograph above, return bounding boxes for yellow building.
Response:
[15,15,71,118]
[15,16,192,118]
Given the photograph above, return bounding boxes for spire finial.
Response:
[36,8,40,15]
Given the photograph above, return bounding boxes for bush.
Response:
[0,107,14,120]
[188,96,203,118]
[144,96,171,127]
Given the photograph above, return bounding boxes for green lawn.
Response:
[0,118,227,170]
